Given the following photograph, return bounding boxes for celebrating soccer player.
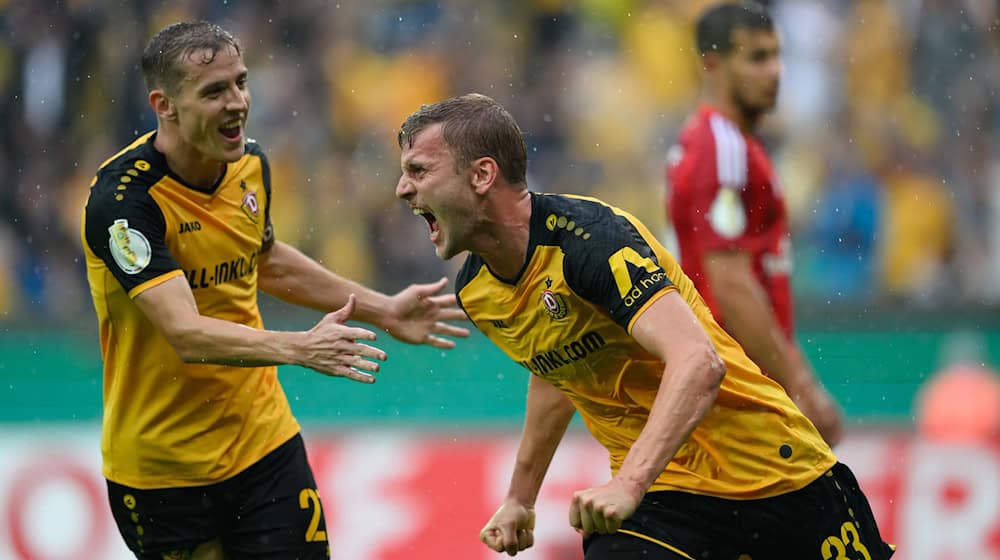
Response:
[396,93,893,558]
[81,21,468,560]
[667,2,843,445]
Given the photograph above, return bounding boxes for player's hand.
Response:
[384,277,470,349]
[480,501,536,556]
[568,479,642,537]
[303,294,386,383]
[794,382,844,447]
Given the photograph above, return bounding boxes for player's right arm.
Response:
[702,251,842,445]
[480,374,576,556]
[133,278,385,382]
[674,118,842,446]
[83,175,384,383]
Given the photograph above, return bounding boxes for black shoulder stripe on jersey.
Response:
[454,253,486,327]
[245,141,275,251]
[455,253,485,297]
[92,135,169,198]
[85,134,181,294]
[532,194,673,329]
[244,141,270,192]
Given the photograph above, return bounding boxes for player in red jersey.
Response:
[667,1,843,445]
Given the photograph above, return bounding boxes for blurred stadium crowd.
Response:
[0,0,997,322]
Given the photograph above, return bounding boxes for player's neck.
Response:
[477,189,532,281]
[705,95,759,134]
[153,129,226,189]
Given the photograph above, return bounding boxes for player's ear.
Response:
[701,51,722,73]
[469,156,499,195]
[149,89,177,121]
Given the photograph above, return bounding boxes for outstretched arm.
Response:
[704,250,842,445]
[481,374,576,556]
[257,241,469,348]
[569,290,726,536]
[135,275,385,383]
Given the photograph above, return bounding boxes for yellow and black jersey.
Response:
[81,132,299,489]
[456,193,835,499]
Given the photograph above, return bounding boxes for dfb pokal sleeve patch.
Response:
[108,218,153,275]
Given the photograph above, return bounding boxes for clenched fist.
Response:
[569,479,642,536]
[480,501,536,556]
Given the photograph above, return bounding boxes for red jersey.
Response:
[666,105,794,339]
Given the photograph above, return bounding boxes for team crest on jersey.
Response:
[107,218,151,275]
[540,278,568,320]
[241,189,260,222]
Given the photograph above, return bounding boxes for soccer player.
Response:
[81,22,468,560]
[667,2,843,445]
[396,93,893,559]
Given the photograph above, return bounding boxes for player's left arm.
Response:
[257,240,469,348]
[562,206,725,535]
[481,374,576,555]
[568,292,725,536]
[616,294,727,497]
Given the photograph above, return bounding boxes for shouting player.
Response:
[82,21,467,559]
[396,93,892,559]
[667,1,843,446]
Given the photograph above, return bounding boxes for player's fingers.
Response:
[424,335,456,350]
[337,325,378,342]
[500,525,520,556]
[590,506,609,534]
[330,294,357,322]
[424,293,459,308]
[479,525,492,542]
[411,277,449,298]
[517,528,534,550]
[579,502,596,535]
[568,496,583,530]
[488,533,505,553]
[433,321,471,337]
[432,307,468,323]
[348,357,381,373]
[350,342,387,361]
[329,366,375,384]
[480,527,504,552]
[594,506,618,534]
[606,510,624,534]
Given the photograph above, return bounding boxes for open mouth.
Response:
[219,120,242,141]
[412,207,441,241]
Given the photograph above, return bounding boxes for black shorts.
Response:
[584,462,895,560]
[107,433,329,560]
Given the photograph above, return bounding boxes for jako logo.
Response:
[178,221,202,234]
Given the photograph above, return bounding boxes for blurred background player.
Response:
[396,93,893,559]
[666,1,843,445]
[82,21,467,560]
